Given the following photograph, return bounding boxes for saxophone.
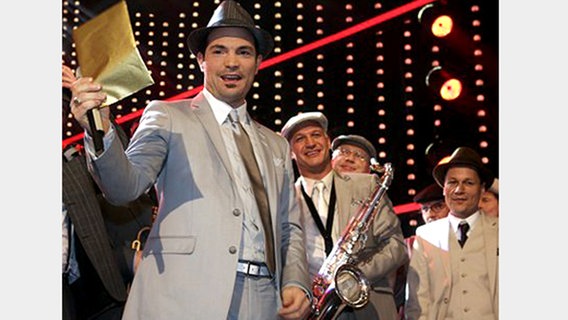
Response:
[308,162,394,320]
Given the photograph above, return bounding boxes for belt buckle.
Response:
[247,262,260,276]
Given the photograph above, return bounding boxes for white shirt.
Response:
[299,171,336,280]
[448,210,480,239]
[203,88,267,264]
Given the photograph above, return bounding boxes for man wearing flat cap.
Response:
[331,134,377,174]
[69,1,311,319]
[405,147,499,320]
[281,111,408,319]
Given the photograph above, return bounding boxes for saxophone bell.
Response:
[308,264,370,320]
[334,263,370,308]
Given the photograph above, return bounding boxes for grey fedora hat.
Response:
[187,0,274,57]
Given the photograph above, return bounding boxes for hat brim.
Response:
[187,24,274,58]
[433,162,494,189]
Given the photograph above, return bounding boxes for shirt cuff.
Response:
[83,125,116,158]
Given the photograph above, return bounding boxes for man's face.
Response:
[289,123,331,177]
[331,144,371,174]
[419,199,450,223]
[443,166,484,219]
[479,191,499,217]
[197,27,261,108]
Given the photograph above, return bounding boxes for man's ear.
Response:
[254,55,263,75]
[197,52,205,71]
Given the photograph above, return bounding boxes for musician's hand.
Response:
[278,286,311,320]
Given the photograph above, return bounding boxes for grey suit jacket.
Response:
[87,92,310,319]
[405,213,499,320]
[296,171,409,320]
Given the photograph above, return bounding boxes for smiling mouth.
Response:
[305,149,320,157]
[221,74,242,81]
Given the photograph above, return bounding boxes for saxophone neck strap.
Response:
[301,178,336,256]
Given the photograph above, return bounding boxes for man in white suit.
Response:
[281,112,408,320]
[69,1,311,319]
[405,146,499,320]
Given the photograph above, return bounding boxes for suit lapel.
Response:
[333,172,353,231]
[251,122,278,234]
[191,93,235,180]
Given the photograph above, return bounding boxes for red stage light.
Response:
[426,66,462,101]
[418,3,454,38]
[431,15,453,38]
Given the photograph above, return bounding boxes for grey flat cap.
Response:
[280,112,328,141]
[331,134,377,160]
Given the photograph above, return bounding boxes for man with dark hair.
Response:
[68,1,311,319]
[413,183,450,225]
[405,147,499,319]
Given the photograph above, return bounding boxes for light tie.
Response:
[230,110,275,274]
[313,181,327,217]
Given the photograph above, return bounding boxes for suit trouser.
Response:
[228,272,278,320]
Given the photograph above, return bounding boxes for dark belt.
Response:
[237,260,272,278]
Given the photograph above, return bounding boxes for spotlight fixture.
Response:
[418,3,454,38]
[425,66,462,101]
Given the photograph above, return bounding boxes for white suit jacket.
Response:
[87,92,310,319]
[405,212,499,320]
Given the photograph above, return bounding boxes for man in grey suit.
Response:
[281,112,409,319]
[405,146,499,320]
[68,1,311,319]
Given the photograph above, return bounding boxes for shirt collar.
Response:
[448,210,480,233]
[202,88,248,125]
[301,170,334,196]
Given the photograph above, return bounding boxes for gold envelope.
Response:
[72,0,154,106]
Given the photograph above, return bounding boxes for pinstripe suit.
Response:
[62,119,154,319]
[63,151,128,319]
[63,152,128,299]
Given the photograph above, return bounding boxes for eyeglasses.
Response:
[420,201,447,213]
[333,147,369,163]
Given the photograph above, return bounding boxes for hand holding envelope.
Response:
[72,0,154,155]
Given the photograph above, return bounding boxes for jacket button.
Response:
[233,209,241,217]
[443,298,449,304]
[229,246,237,254]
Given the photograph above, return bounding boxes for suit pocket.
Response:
[145,235,196,255]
